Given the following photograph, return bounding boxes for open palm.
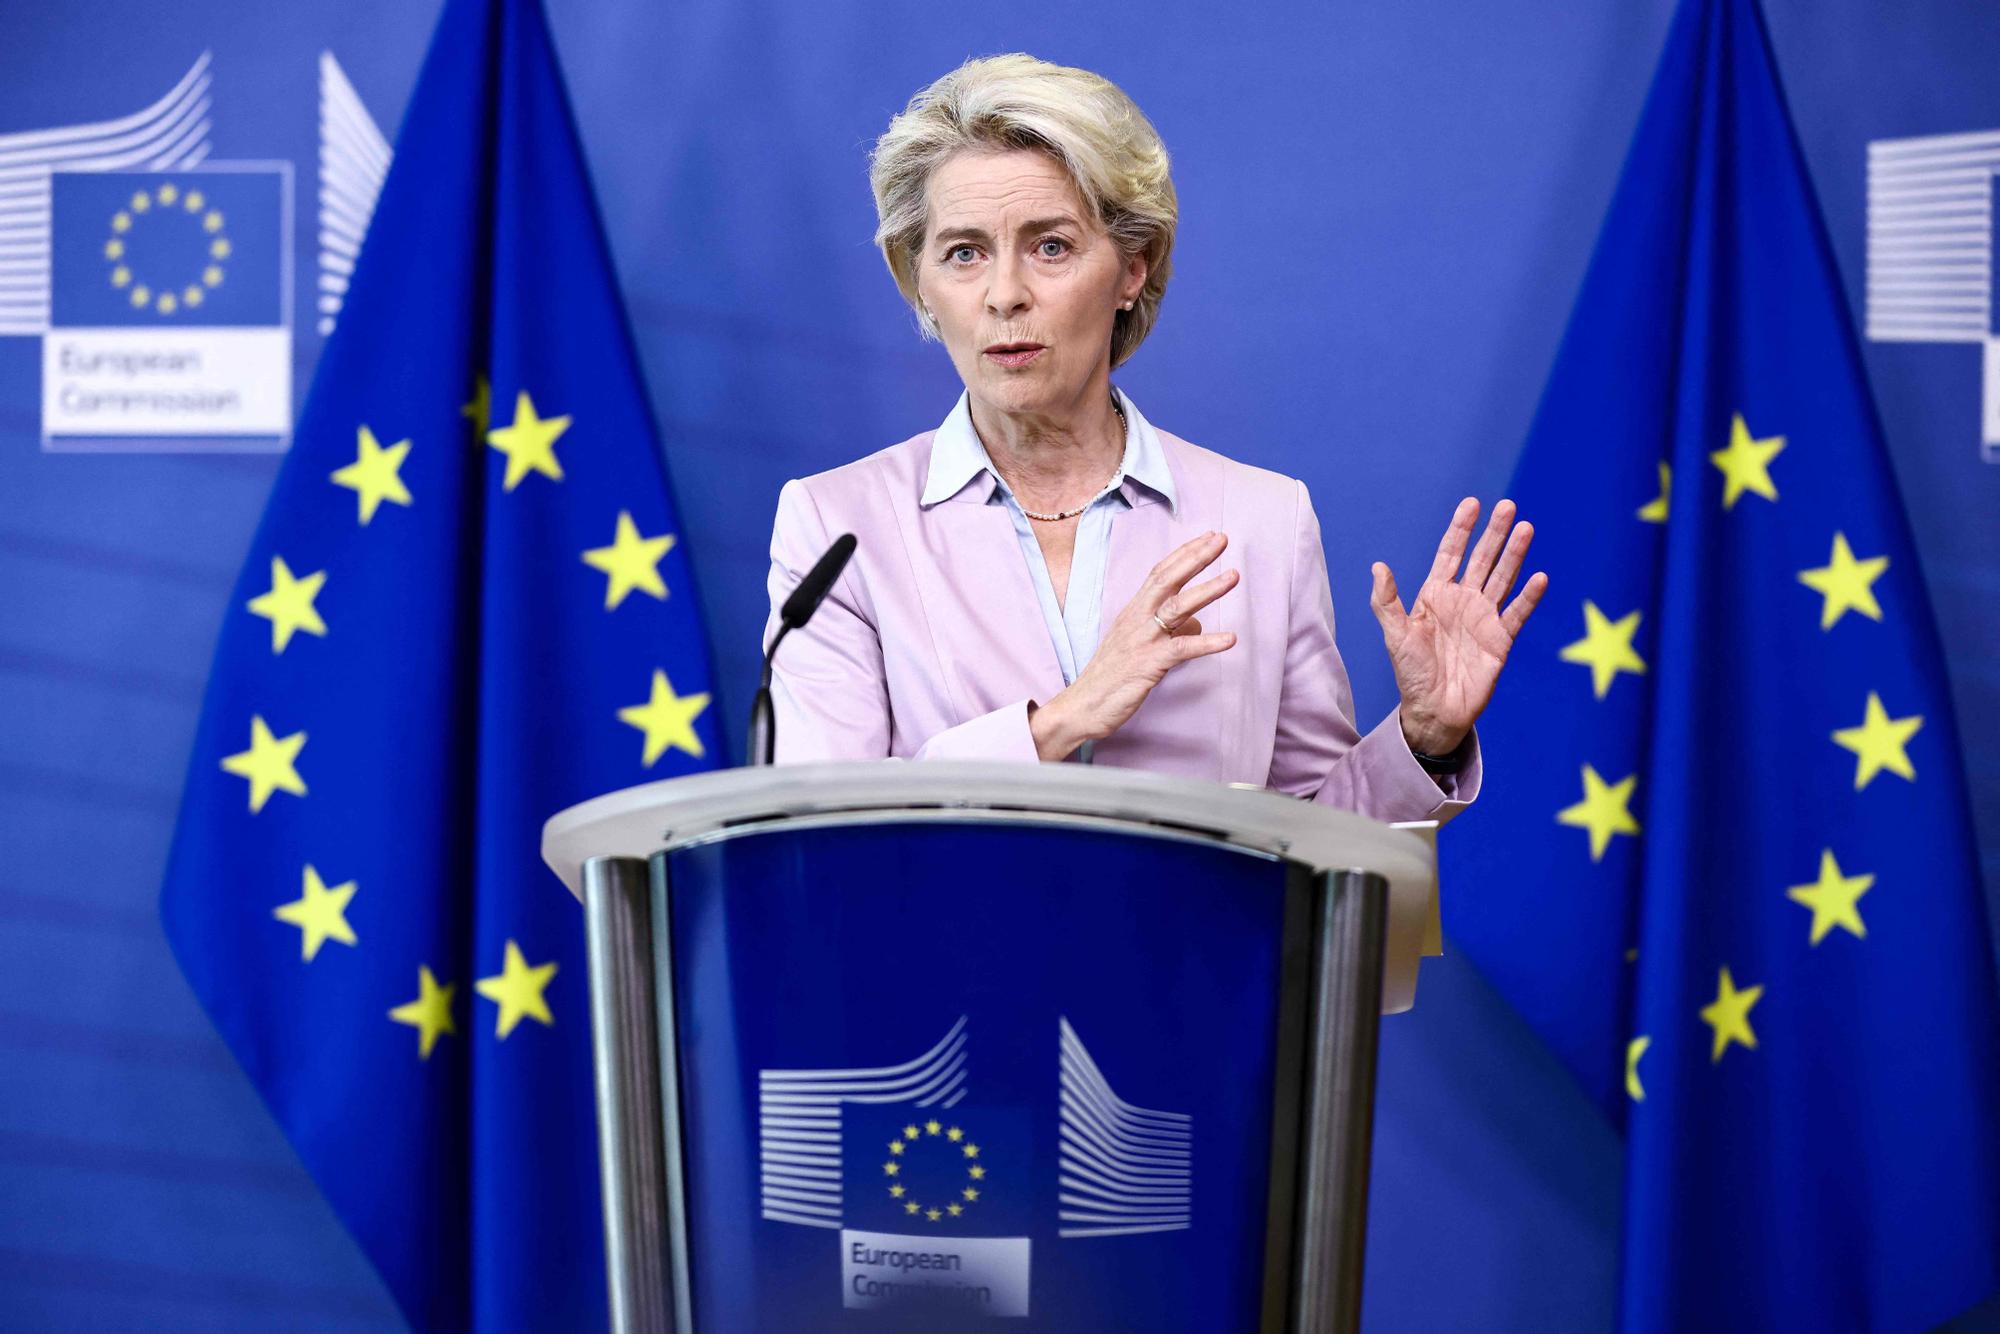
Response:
[1371,497,1547,756]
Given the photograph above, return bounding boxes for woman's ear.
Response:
[1122,250,1149,307]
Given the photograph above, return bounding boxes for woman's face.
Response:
[915,148,1146,421]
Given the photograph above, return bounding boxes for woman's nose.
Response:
[984,249,1030,319]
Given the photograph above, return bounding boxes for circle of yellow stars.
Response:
[217,373,715,1071]
[884,1119,987,1224]
[106,180,229,316]
[1550,409,1918,1105]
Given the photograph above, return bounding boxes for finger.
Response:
[1499,570,1549,637]
[1426,497,1480,583]
[1166,630,1237,663]
[1147,531,1229,599]
[1461,498,1516,589]
[1369,562,1408,639]
[1483,520,1535,603]
[1147,606,1203,638]
[1167,568,1240,623]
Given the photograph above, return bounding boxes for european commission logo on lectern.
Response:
[759,1016,1194,1318]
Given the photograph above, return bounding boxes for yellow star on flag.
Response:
[330,425,413,524]
[925,1120,942,1136]
[1556,764,1640,861]
[1786,849,1873,946]
[888,1184,905,1199]
[220,715,307,813]
[963,1187,980,1201]
[461,374,491,439]
[474,939,557,1038]
[968,1165,986,1180]
[1558,601,1647,699]
[389,966,456,1059]
[1797,532,1888,630]
[1709,412,1785,509]
[947,1203,963,1217]
[582,510,677,609]
[272,864,357,961]
[945,1126,964,1142]
[926,1208,942,1222]
[1699,967,1763,1062]
[1637,462,1670,523]
[903,1123,920,1139]
[1625,1035,1650,1101]
[883,1161,900,1177]
[486,389,570,490]
[905,1201,920,1216]
[1831,692,1921,790]
[246,556,327,653]
[617,669,711,765]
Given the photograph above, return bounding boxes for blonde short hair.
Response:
[868,54,1178,369]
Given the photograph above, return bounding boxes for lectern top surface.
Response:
[541,761,1442,1013]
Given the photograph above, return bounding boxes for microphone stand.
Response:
[746,531,854,767]
[746,624,792,768]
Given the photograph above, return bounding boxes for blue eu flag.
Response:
[158,0,721,1328]
[1445,0,2000,1328]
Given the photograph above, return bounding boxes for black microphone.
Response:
[747,533,857,766]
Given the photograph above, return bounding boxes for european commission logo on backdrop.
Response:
[0,52,389,451]
[759,1016,1193,1318]
[1866,126,2000,463]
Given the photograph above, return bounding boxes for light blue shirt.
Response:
[918,386,1180,762]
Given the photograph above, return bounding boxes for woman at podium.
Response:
[762,53,1547,825]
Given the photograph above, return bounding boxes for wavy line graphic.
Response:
[0,54,214,336]
[1865,128,2000,345]
[316,52,390,336]
[1057,1017,1192,1238]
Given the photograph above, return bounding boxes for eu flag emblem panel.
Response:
[50,169,286,328]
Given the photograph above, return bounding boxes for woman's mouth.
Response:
[984,343,1045,368]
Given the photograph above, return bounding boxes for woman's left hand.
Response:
[1369,497,1548,757]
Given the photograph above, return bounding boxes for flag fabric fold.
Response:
[1445,0,2000,1328]
[160,0,722,1328]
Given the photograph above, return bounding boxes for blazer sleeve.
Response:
[765,479,1041,765]
[1264,480,1483,825]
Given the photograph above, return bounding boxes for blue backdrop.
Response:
[2,1,1997,1329]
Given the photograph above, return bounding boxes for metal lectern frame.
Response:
[544,762,1440,1334]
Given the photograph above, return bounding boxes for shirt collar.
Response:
[919,386,1179,515]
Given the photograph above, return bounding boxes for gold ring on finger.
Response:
[1152,612,1175,635]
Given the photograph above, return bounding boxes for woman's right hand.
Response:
[1029,531,1240,761]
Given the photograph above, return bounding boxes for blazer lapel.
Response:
[1101,435,1225,636]
[1092,433,1248,775]
[898,493,1067,719]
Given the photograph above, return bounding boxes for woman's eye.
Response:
[1038,238,1070,258]
[948,245,977,264]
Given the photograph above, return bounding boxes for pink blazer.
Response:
[761,420,1481,827]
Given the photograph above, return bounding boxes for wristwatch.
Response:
[1410,734,1472,775]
